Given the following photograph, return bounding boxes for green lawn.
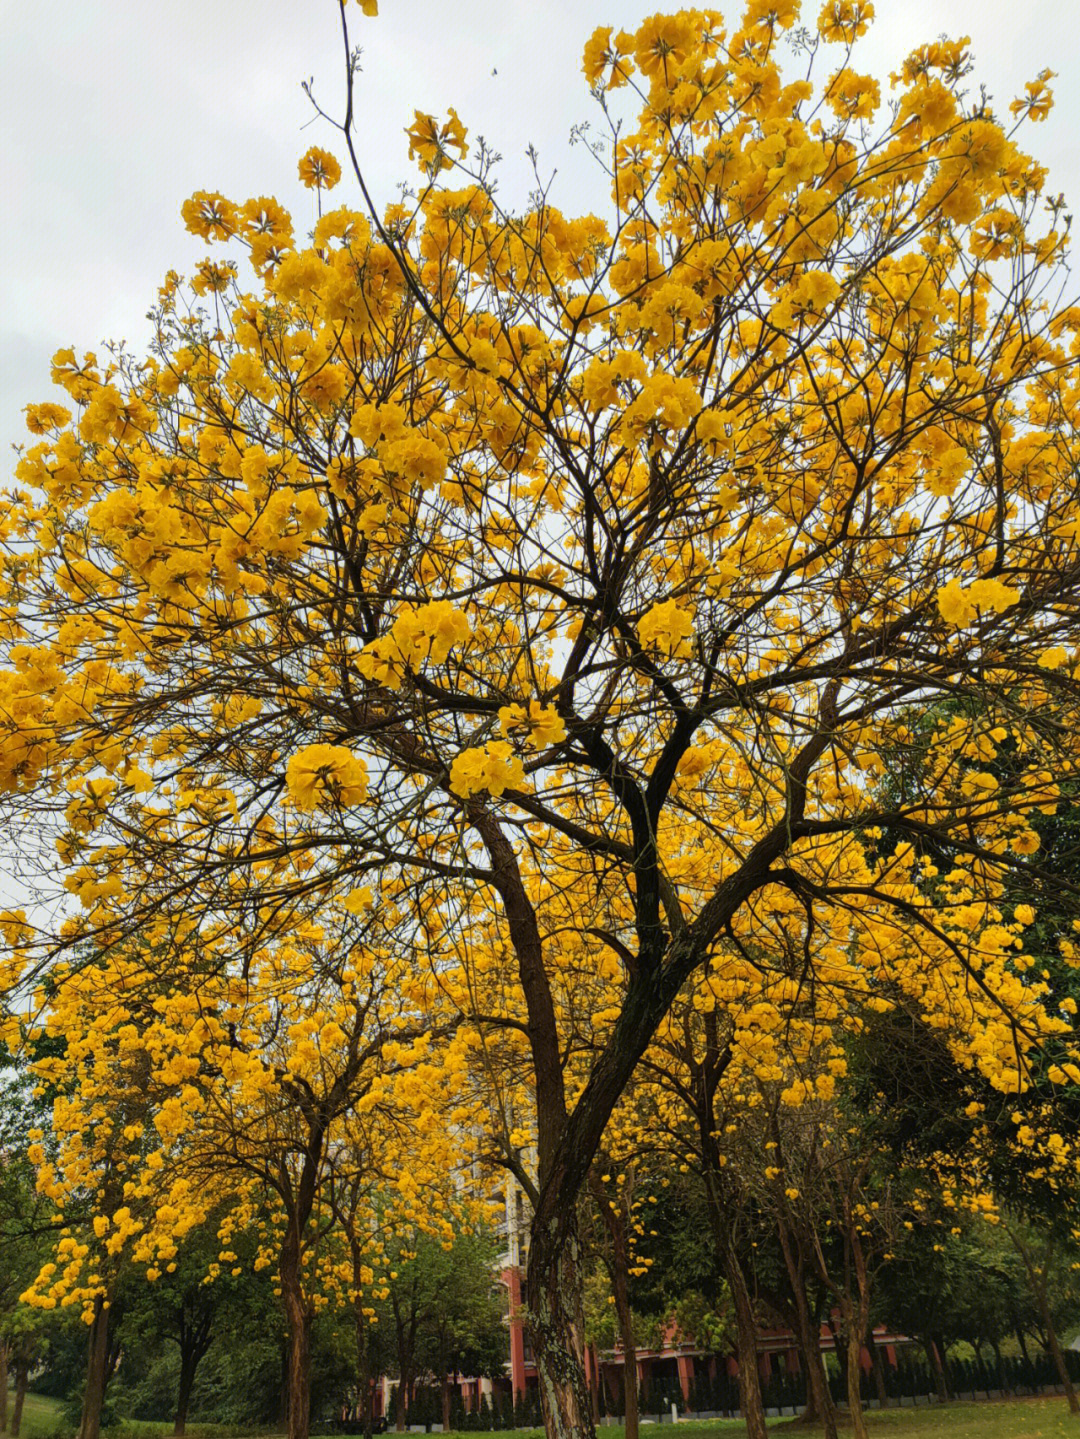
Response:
[647,1402,1079,1439]
[434,1403,1080,1439]
[17,1398,1078,1439]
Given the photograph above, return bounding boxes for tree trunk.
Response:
[78,1297,113,1439]
[776,1224,838,1439]
[10,1358,29,1439]
[281,1241,313,1439]
[869,1334,889,1408]
[932,1334,952,1401]
[721,1240,768,1439]
[1037,1287,1079,1411]
[174,1347,197,1436]
[591,1176,638,1439]
[991,1338,1005,1393]
[588,1345,601,1427]
[441,1377,452,1435]
[355,1305,374,1439]
[844,1321,868,1439]
[394,1380,407,1435]
[923,1339,947,1405]
[525,1210,593,1439]
[1011,1229,1080,1415]
[1,1338,8,1433]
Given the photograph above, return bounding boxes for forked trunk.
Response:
[526,1213,593,1439]
[78,1297,113,1439]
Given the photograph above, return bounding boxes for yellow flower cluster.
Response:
[637,600,695,657]
[286,744,369,810]
[449,741,527,799]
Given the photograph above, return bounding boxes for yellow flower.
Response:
[181,191,239,242]
[449,742,526,799]
[937,577,1019,627]
[406,109,469,175]
[498,702,567,750]
[298,147,342,191]
[817,0,874,43]
[825,69,881,122]
[638,600,694,658]
[286,744,368,810]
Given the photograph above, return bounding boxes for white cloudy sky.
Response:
[2,0,1078,456]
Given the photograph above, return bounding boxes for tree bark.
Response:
[923,1338,948,1404]
[841,1218,872,1439]
[77,1297,113,1439]
[720,1240,768,1439]
[281,1239,313,1439]
[394,1380,406,1435]
[173,1347,196,1436]
[590,1175,638,1439]
[10,1357,29,1439]
[525,1210,592,1439]
[1010,1228,1080,1415]
[869,1333,889,1408]
[355,1303,375,1439]
[844,1320,868,1439]
[776,1222,837,1439]
[1,1337,8,1433]
[587,1345,601,1427]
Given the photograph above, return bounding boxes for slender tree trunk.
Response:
[10,1358,29,1439]
[869,1333,889,1408]
[590,1175,638,1439]
[991,1339,1005,1393]
[355,1304,374,1439]
[588,1345,600,1427]
[844,1318,868,1439]
[394,1378,407,1435]
[442,1376,452,1434]
[721,1240,768,1439]
[842,1221,872,1439]
[776,1223,837,1439]
[281,1241,313,1439]
[922,1339,947,1405]
[0,1338,8,1434]
[525,1208,593,1439]
[1037,1286,1079,1410]
[78,1297,113,1439]
[1010,1229,1080,1415]
[173,1347,198,1437]
[933,1335,952,1401]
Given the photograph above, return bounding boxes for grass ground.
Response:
[18,1397,1077,1439]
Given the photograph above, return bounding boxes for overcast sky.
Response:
[2,0,1078,456]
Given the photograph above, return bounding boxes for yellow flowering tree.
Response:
[4,2,1080,1436]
